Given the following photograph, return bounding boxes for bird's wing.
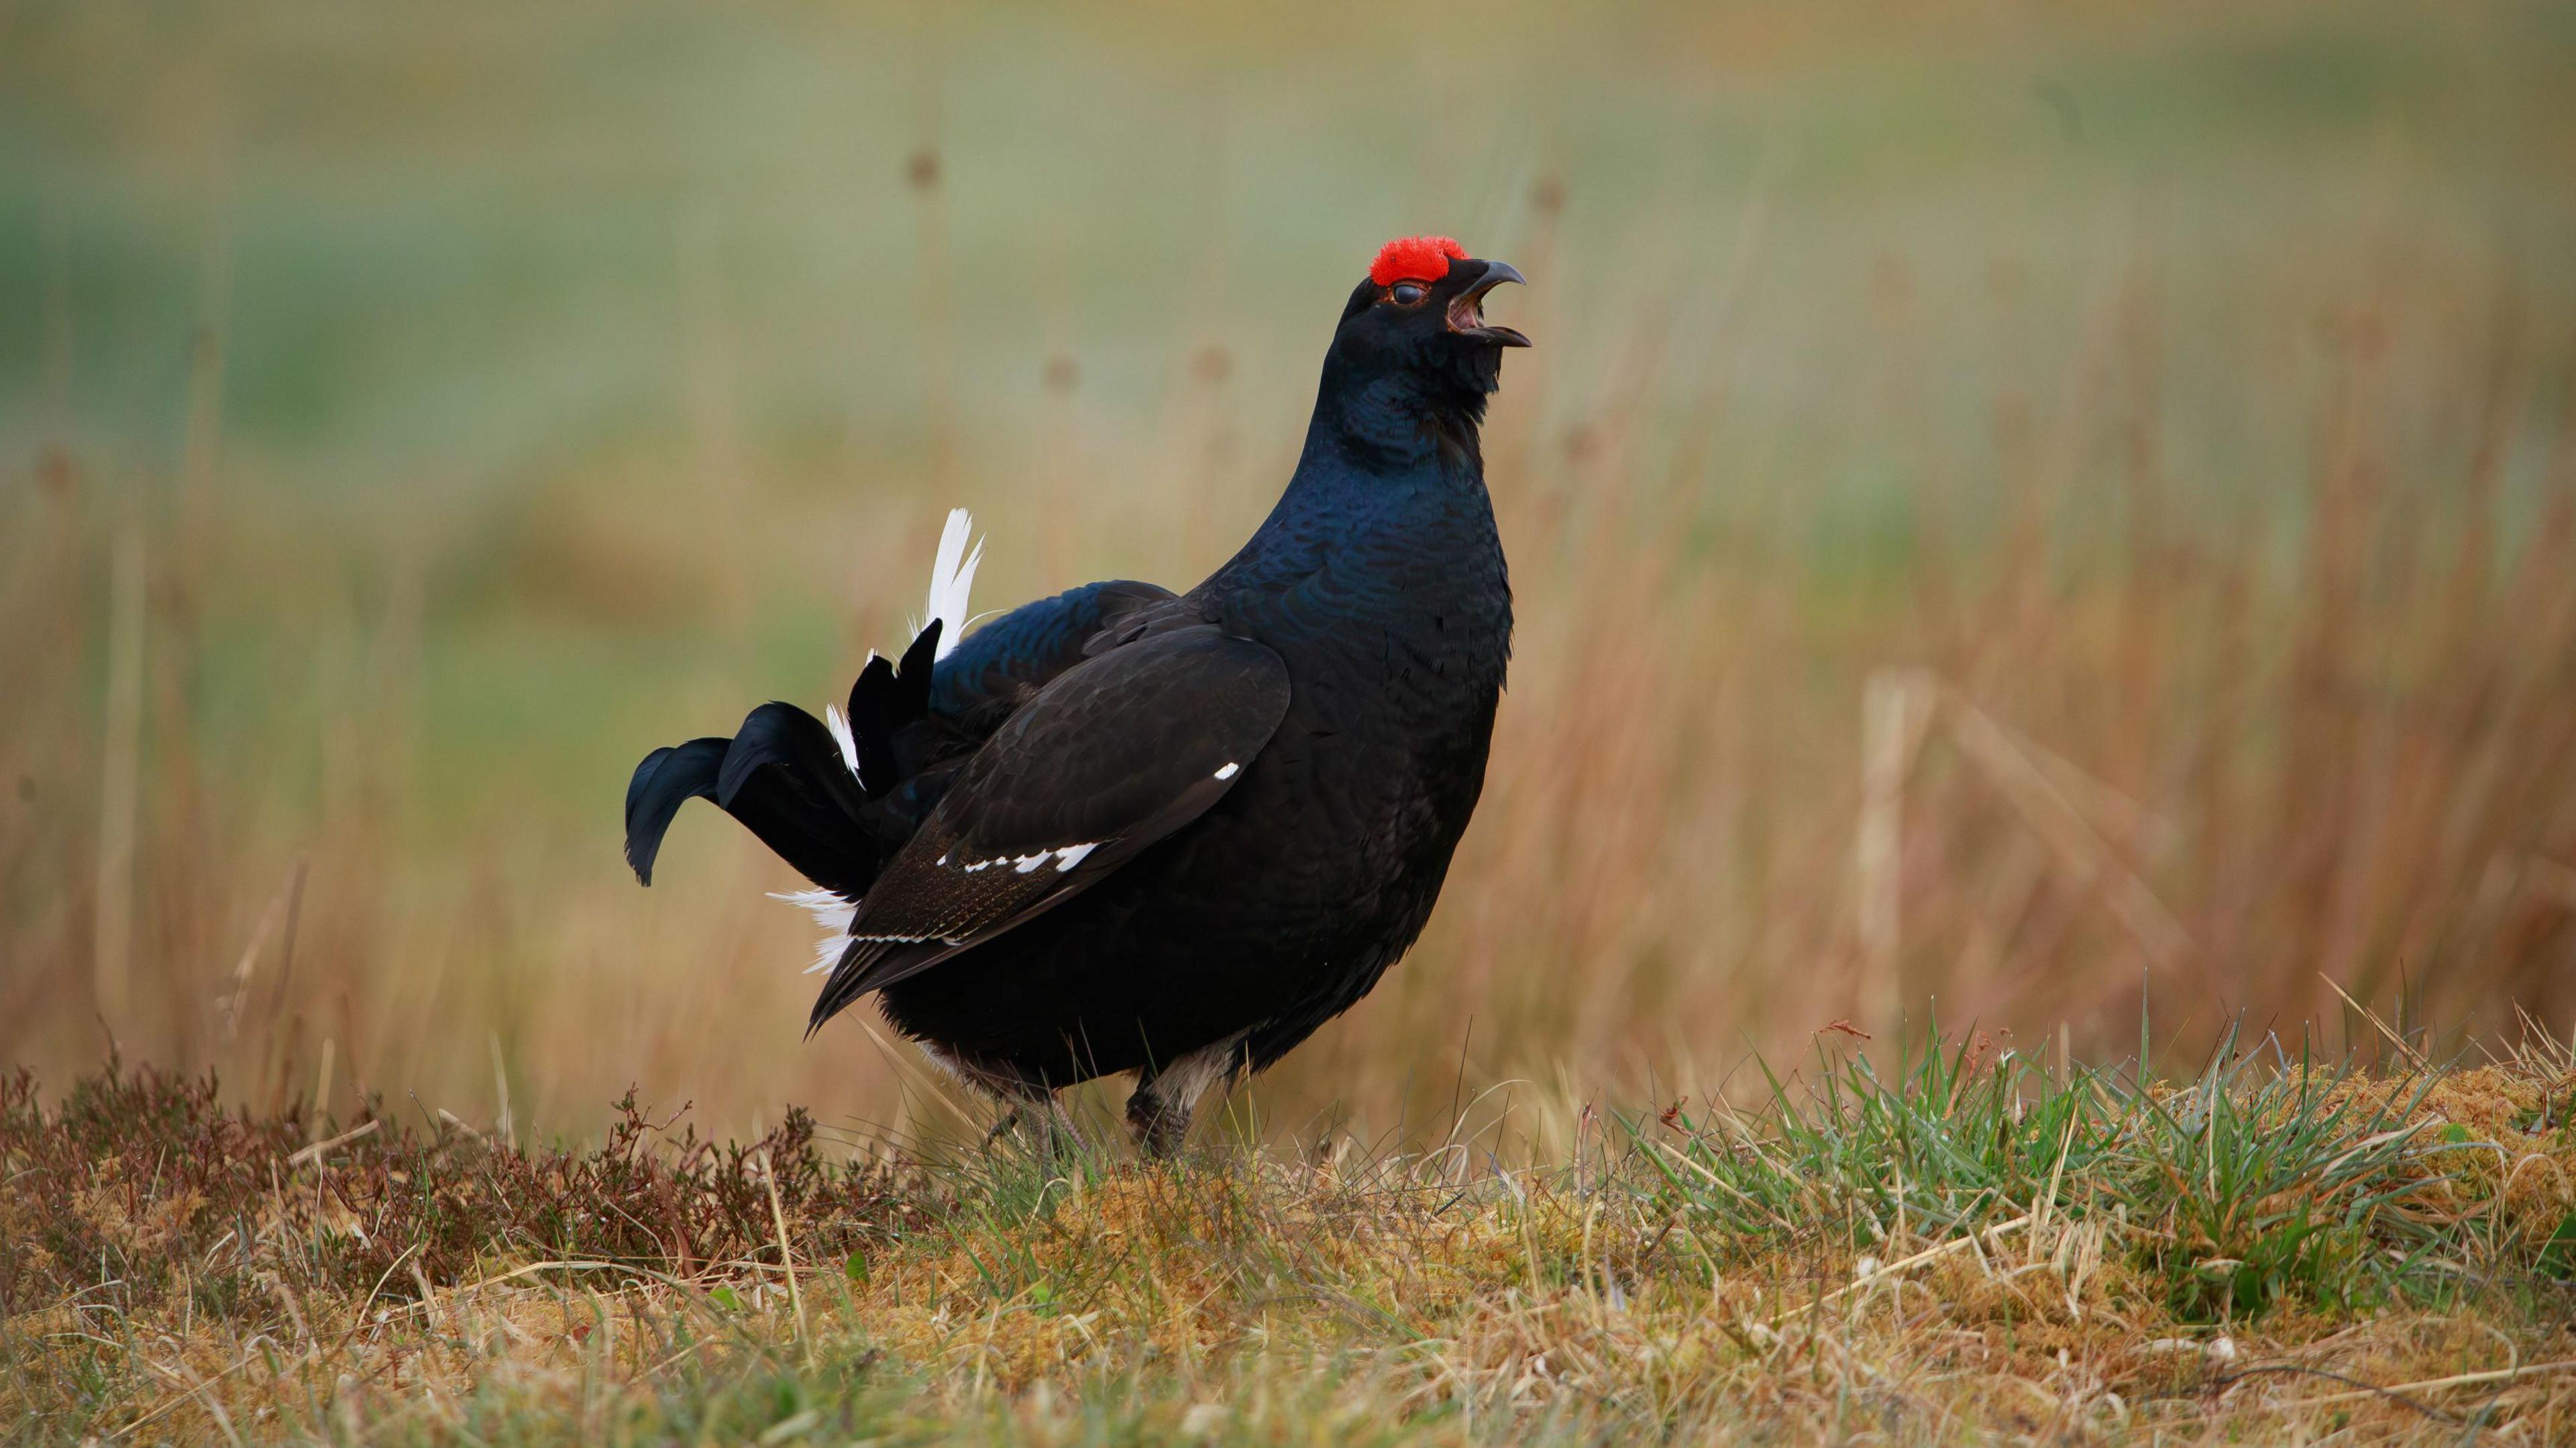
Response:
[930,579,1179,717]
[806,624,1289,1032]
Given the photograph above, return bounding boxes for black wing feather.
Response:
[806,625,1289,1032]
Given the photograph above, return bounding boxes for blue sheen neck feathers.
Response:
[1208,368,1491,592]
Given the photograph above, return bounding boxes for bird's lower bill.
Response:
[1446,276,1531,347]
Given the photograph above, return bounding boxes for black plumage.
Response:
[625,243,1526,1152]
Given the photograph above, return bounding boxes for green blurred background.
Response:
[5,1,2575,1149]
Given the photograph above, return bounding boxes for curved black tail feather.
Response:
[623,620,953,900]
[712,702,878,896]
[623,738,729,886]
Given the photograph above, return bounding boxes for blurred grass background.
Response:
[4,0,2575,1150]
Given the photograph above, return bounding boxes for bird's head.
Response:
[1326,236,1529,410]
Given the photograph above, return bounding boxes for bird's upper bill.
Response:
[1368,235,1531,349]
[1444,262,1530,348]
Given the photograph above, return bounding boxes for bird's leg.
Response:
[1124,1085,1191,1160]
[965,1060,1078,1160]
[1036,1093,1087,1158]
[1125,1033,1246,1160]
[986,1088,1083,1160]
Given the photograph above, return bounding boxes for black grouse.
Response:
[625,235,1526,1154]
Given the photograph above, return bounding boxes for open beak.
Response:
[1446,261,1531,347]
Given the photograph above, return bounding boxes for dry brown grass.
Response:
[5,1035,2572,1443]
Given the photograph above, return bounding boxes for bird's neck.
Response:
[1298,359,1491,481]
[1205,370,1492,588]
[1284,355,1494,515]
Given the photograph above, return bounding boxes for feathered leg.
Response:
[1124,1033,1246,1158]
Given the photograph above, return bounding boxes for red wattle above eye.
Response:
[1369,235,1466,288]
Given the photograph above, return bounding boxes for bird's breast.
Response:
[1239,574,1507,853]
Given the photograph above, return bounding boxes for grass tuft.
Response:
[1637,1025,2476,1324]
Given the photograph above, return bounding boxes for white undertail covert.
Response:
[918,508,981,662]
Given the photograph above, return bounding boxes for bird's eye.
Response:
[1389,282,1427,306]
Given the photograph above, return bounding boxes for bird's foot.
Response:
[983,1095,1085,1162]
[1125,1091,1191,1159]
[980,1106,1026,1152]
